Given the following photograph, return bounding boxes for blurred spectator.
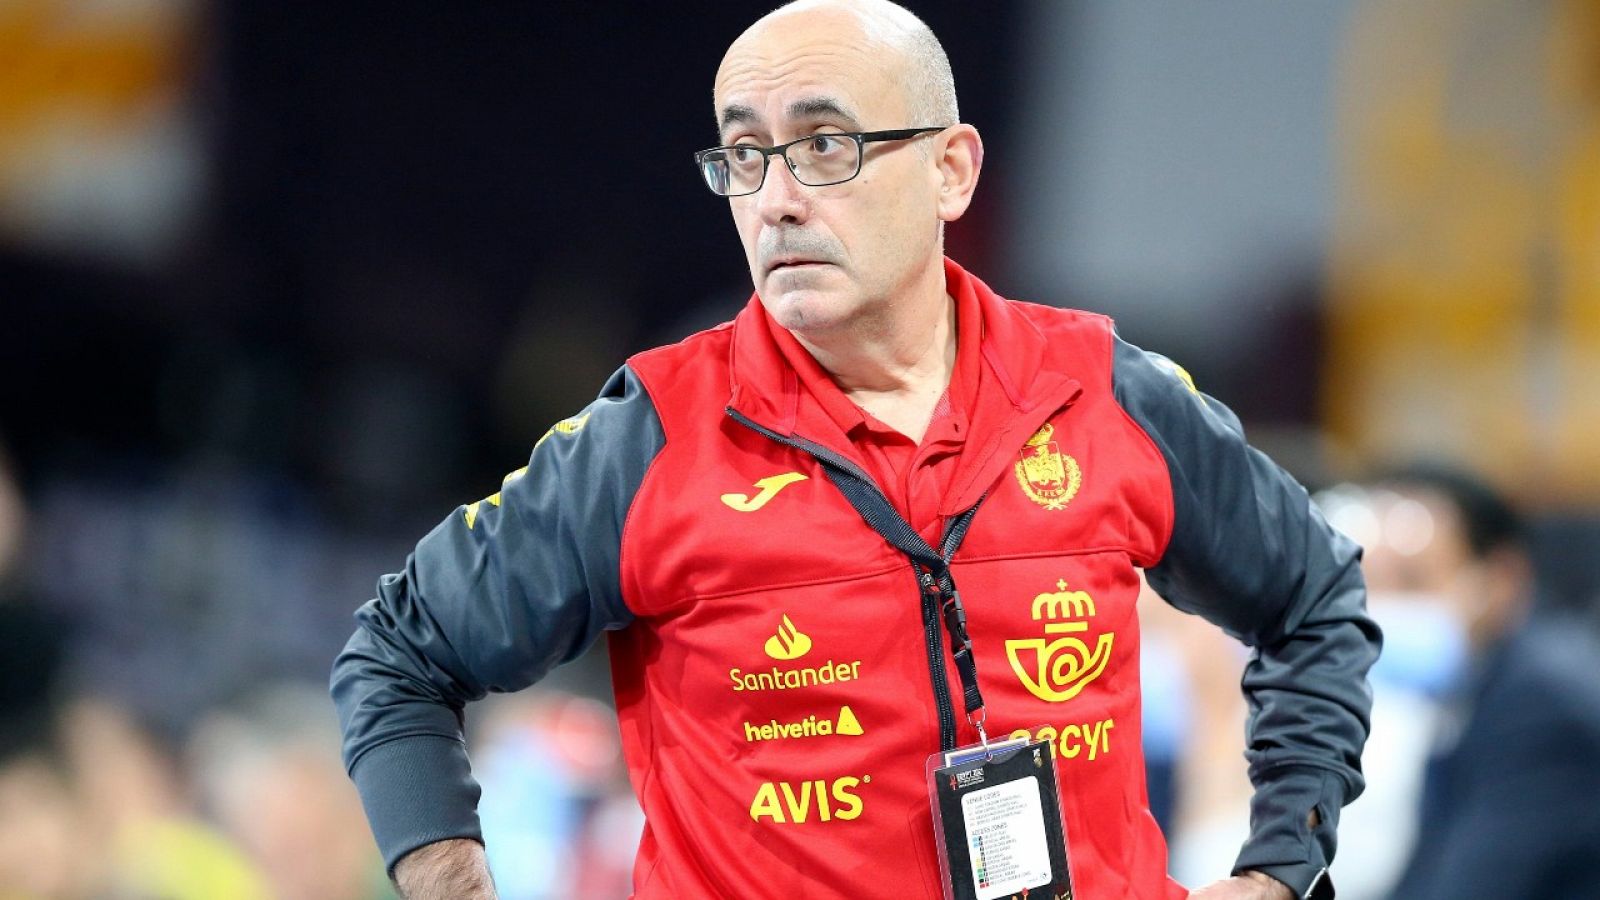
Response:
[0,444,81,898]
[1311,481,1455,897]
[473,691,641,900]
[60,696,271,899]
[0,599,79,898]
[2,442,273,899]
[1135,584,1190,835]
[0,750,81,899]
[1145,579,1257,889]
[189,684,396,900]
[1350,465,1600,899]
[1168,462,1600,898]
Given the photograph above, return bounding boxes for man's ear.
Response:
[934,124,983,223]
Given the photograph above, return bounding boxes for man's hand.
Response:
[393,838,496,900]
[1187,870,1295,900]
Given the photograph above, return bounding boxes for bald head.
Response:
[708,0,984,340]
[716,0,958,132]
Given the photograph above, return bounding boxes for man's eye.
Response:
[730,146,762,164]
[809,134,846,155]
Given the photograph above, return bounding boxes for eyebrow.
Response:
[718,104,760,133]
[716,96,865,140]
[785,97,862,130]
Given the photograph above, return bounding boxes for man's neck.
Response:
[793,268,957,443]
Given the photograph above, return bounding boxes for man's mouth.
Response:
[768,258,829,274]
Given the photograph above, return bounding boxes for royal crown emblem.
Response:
[1014,423,1081,511]
[1005,580,1114,703]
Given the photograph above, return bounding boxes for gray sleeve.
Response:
[1111,335,1380,900]
[329,364,663,873]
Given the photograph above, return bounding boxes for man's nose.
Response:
[756,155,809,225]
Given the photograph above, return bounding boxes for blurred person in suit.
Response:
[1353,465,1600,900]
[1291,477,1465,899]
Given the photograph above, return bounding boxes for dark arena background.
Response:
[2,1,1598,898]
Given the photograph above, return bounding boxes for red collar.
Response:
[761,261,983,445]
[727,257,1081,514]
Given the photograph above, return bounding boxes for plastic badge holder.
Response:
[927,733,1074,900]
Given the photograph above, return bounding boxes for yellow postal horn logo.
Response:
[1005,580,1114,703]
[1014,423,1081,511]
[763,614,813,661]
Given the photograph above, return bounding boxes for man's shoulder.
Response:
[986,289,1115,335]
[980,291,1122,388]
[627,317,737,377]
[1004,295,1113,328]
[618,316,739,429]
[953,259,1114,338]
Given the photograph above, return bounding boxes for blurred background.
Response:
[1,0,1597,898]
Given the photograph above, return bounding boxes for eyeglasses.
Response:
[694,127,948,197]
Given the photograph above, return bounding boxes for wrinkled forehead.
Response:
[712,14,907,138]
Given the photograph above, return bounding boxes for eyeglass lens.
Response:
[700,134,862,196]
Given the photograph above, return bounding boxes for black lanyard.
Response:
[819,466,993,744]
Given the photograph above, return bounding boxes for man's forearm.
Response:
[394,839,496,900]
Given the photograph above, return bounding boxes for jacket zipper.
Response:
[726,407,960,750]
[916,566,957,749]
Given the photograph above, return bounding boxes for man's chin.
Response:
[758,288,854,334]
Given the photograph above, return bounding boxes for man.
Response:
[331,2,1378,898]
[1353,466,1600,900]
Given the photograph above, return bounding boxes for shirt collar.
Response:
[756,258,984,443]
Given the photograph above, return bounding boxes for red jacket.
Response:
[333,259,1376,899]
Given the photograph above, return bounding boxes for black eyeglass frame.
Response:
[694,126,949,197]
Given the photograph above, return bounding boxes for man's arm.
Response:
[1189,870,1296,900]
[329,365,664,879]
[1112,334,1380,900]
[393,839,496,900]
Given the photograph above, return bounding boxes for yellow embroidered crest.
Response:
[1013,422,1081,511]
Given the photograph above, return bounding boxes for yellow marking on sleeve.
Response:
[1156,358,1200,395]
[534,412,592,450]
[463,467,526,530]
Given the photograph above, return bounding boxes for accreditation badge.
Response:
[927,735,1073,900]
